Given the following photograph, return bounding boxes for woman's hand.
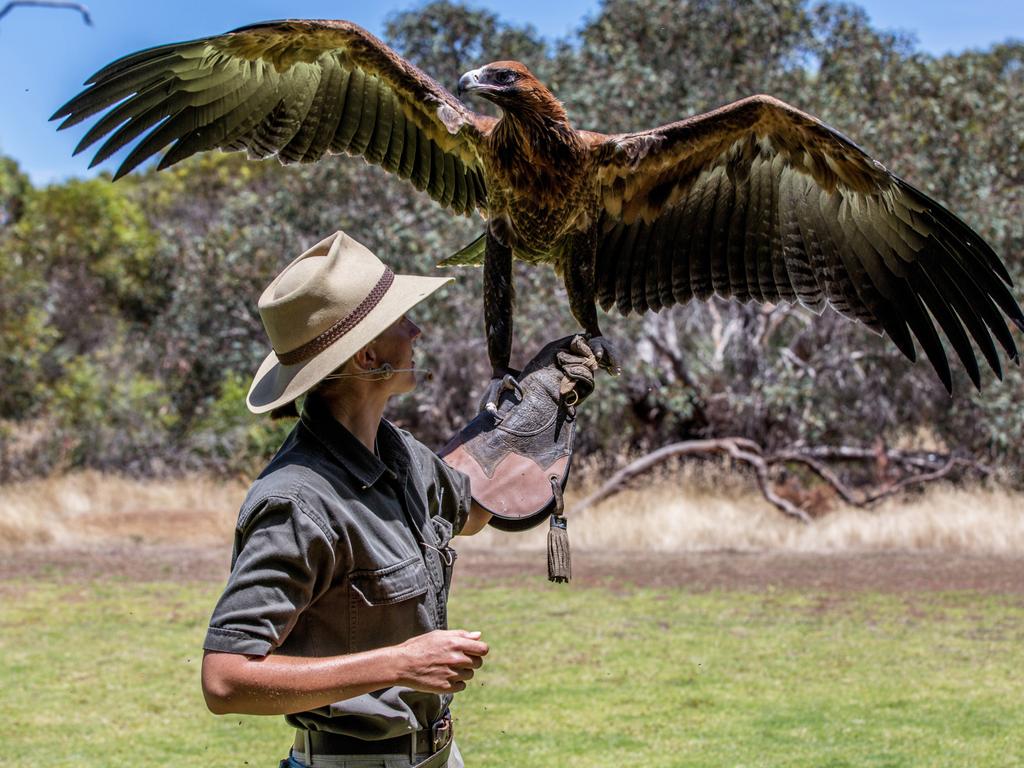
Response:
[395,629,489,693]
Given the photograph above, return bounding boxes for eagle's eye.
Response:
[494,70,517,86]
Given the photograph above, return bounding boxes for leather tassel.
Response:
[547,513,571,583]
[546,477,570,583]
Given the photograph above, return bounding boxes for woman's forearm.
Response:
[201,646,403,716]
[201,628,487,716]
[460,500,493,535]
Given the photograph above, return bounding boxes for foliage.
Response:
[188,370,294,475]
[0,242,56,420]
[0,157,54,421]
[0,0,1021,482]
[2,578,1024,766]
[15,178,164,332]
[385,0,549,97]
[0,155,29,228]
[48,349,178,472]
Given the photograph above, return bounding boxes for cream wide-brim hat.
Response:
[246,231,452,414]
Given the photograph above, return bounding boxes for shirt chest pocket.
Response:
[348,556,432,652]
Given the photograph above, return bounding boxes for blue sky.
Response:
[1,0,1021,184]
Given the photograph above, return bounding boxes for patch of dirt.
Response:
[0,545,233,583]
[464,550,1024,595]
[2,545,1023,595]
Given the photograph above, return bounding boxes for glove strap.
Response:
[546,476,571,583]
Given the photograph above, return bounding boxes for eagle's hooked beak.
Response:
[458,68,483,96]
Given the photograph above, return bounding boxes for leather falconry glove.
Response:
[441,334,600,582]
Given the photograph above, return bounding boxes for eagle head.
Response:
[458,61,565,120]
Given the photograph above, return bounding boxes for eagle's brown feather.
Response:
[53,19,493,216]
[590,95,1022,390]
[52,21,1024,392]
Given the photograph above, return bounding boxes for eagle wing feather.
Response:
[591,94,1024,391]
[52,19,494,216]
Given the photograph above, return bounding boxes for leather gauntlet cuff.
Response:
[440,335,598,532]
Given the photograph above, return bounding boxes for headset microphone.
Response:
[325,363,433,382]
[375,364,434,382]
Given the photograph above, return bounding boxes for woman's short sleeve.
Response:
[203,496,336,657]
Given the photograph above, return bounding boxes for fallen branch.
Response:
[574,438,986,523]
[573,438,812,524]
[0,1,92,25]
[770,450,986,508]
[855,456,965,505]
[786,445,991,475]
[768,450,862,506]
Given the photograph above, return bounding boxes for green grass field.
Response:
[2,577,1022,767]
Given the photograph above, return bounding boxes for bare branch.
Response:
[856,457,971,506]
[786,445,992,475]
[779,347,816,378]
[768,449,988,508]
[732,446,813,523]
[768,450,863,506]
[573,439,990,526]
[707,302,740,367]
[0,1,92,25]
[573,437,812,524]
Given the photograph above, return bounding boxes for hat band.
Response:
[275,268,395,366]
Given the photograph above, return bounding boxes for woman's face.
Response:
[369,314,422,393]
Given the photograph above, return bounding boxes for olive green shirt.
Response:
[203,394,471,739]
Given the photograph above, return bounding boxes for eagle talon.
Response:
[585,335,621,376]
[480,372,523,417]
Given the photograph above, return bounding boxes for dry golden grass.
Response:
[0,471,246,548]
[464,463,1024,555]
[2,468,1022,554]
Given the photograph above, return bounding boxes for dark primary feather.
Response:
[52,25,1023,393]
[593,95,1024,392]
[51,19,493,216]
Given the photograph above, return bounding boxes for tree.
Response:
[1,0,1021,486]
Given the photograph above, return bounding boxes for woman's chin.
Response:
[394,372,418,394]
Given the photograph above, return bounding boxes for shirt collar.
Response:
[300,394,404,489]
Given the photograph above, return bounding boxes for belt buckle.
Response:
[431,713,452,752]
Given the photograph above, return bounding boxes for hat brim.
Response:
[247,274,452,414]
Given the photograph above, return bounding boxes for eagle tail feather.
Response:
[437,233,487,267]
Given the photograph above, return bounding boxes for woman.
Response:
[201,231,491,768]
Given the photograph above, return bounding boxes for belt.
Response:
[293,711,452,762]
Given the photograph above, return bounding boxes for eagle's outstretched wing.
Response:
[589,94,1024,391]
[52,19,494,215]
